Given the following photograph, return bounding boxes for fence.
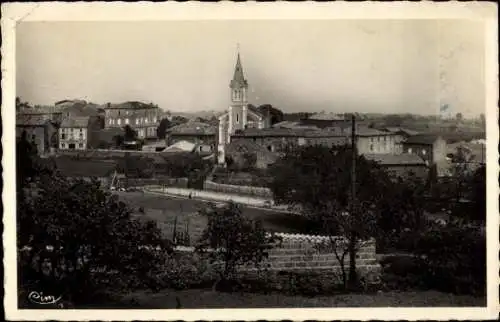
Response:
[203,180,273,198]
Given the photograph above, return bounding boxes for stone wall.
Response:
[175,233,381,283]
[203,180,273,198]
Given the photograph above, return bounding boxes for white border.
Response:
[2,2,498,321]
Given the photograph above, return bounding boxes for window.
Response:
[199,146,203,152]
[370,144,374,152]
[117,119,121,125]
[153,117,157,123]
[145,118,149,124]
[61,143,66,148]
[408,148,413,154]
[125,118,129,125]
[267,145,272,152]
[80,128,83,132]
[108,119,112,125]
[136,118,139,125]
[61,133,66,140]
[31,134,36,140]
[236,113,239,123]
[79,143,84,148]
[422,149,427,155]
[118,111,121,116]
[79,131,83,137]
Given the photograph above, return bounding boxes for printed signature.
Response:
[28,291,62,305]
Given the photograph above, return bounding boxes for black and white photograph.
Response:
[2,2,498,320]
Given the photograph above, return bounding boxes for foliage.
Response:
[415,222,485,295]
[468,165,486,220]
[257,104,284,125]
[17,137,170,305]
[151,253,213,291]
[161,153,207,178]
[195,202,280,288]
[117,153,155,178]
[170,115,189,127]
[123,125,138,142]
[156,118,171,139]
[268,144,425,289]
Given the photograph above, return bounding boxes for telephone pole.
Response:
[348,113,358,288]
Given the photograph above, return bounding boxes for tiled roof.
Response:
[60,116,90,128]
[16,114,50,126]
[404,134,441,145]
[105,101,158,110]
[273,121,318,130]
[60,102,100,117]
[19,106,63,115]
[248,105,265,118]
[233,128,306,137]
[355,127,390,136]
[168,121,216,135]
[54,158,117,178]
[381,127,419,136]
[363,153,427,165]
[226,140,270,154]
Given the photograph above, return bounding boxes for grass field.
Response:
[98,289,486,308]
[116,192,314,241]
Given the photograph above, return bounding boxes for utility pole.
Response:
[348,113,358,289]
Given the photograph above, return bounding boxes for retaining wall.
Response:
[176,233,380,283]
[203,180,273,199]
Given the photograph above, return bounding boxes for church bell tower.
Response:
[228,50,249,134]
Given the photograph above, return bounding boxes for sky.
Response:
[16,20,486,117]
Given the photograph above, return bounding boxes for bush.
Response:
[381,222,486,295]
[152,253,213,290]
[413,222,486,295]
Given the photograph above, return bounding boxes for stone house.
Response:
[59,116,101,150]
[16,114,57,155]
[363,153,429,179]
[103,101,159,140]
[402,134,447,176]
[166,121,217,152]
[226,139,280,169]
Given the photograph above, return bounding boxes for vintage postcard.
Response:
[2,1,498,321]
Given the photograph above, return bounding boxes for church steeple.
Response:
[230,51,248,89]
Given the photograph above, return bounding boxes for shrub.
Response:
[195,202,280,288]
[413,222,486,295]
[382,222,486,295]
[152,253,213,290]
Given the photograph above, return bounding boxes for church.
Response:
[217,52,271,164]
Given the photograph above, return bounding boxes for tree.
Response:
[269,145,399,289]
[17,140,169,306]
[241,152,257,170]
[456,112,463,122]
[18,176,169,306]
[170,116,189,128]
[196,202,279,290]
[123,125,138,142]
[156,118,171,139]
[468,165,486,221]
[258,104,284,126]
